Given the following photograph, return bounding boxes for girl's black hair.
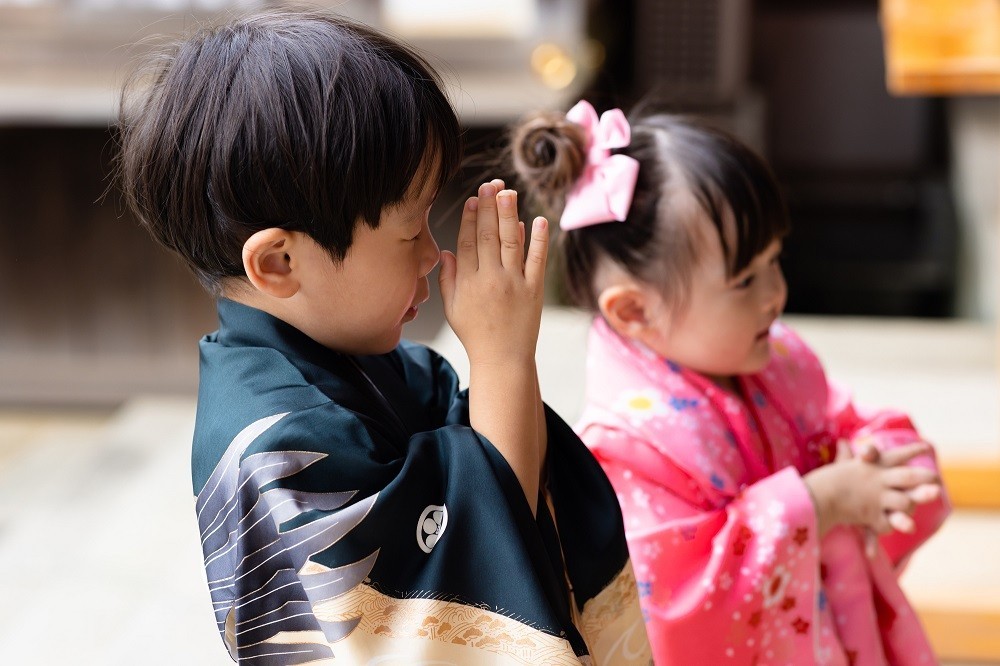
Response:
[510,110,790,312]
[118,10,462,293]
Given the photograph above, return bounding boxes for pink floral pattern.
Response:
[577,318,950,665]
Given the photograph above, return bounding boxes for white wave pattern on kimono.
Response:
[576,318,950,666]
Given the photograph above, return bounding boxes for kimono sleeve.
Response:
[826,380,950,567]
[194,398,592,664]
[594,431,823,664]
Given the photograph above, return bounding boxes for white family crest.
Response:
[416,504,448,553]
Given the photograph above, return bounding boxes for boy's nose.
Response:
[420,231,441,277]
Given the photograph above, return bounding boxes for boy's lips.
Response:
[402,291,429,323]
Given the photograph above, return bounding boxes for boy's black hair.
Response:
[511,112,790,312]
[118,10,462,293]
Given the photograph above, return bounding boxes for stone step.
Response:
[1,387,997,663]
[902,509,1000,663]
[0,397,226,665]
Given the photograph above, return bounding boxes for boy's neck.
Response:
[223,288,317,349]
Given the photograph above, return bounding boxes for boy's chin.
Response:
[363,338,402,356]
[373,331,405,354]
[320,331,402,356]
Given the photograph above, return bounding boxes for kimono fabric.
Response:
[192,299,651,665]
[576,317,950,666]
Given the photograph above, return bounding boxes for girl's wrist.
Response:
[803,470,837,537]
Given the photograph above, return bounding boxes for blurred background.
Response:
[0,0,998,663]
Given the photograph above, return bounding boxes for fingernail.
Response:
[535,217,547,230]
[480,183,496,196]
[498,191,513,209]
[467,197,478,211]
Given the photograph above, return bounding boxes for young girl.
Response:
[510,100,950,665]
[119,17,650,664]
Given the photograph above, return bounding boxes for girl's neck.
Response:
[708,373,740,395]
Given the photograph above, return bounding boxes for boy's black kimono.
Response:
[193,299,650,664]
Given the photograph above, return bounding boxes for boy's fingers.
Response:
[456,197,479,271]
[477,183,501,267]
[519,221,525,250]
[878,442,931,468]
[438,251,456,305]
[524,216,549,288]
[497,190,522,270]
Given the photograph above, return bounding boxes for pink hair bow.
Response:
[559,100,640,231]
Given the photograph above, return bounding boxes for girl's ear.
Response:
[242,228,300,298]
[597,284,657,341]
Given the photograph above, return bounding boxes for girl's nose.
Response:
[767,266,788,314]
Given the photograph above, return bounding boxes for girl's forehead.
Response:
[678,194,728,256]
[690,223,730,281]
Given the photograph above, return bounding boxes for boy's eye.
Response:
[735,274,755,289]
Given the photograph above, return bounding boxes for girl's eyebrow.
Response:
[727,268,751,285]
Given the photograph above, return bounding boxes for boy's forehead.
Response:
[406,154,443,203]
[383,151,444,223]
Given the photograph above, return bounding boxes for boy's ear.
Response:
[597,284,656,340]
[242,228,300,298]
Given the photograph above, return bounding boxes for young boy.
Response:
[118,11,650,664]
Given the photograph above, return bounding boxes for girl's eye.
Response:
[734,274,755,289]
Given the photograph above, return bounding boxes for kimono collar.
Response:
[212,299,419,438]
[214,298,349,371]
[587,316,749,408]
[584,316,831,483]
[585,316,714,399]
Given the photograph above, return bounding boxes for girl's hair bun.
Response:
[510,112,587,215]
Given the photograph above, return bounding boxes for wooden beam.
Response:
[918,604,1000,662]
[941,461,1000,509]
[881,0,1000,95]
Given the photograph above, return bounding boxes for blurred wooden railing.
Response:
[882,2,1000,662]
[881,0,1000,94]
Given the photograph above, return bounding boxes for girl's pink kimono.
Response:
[576,317,950,665]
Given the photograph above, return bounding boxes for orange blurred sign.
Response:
[881,0,1000,94]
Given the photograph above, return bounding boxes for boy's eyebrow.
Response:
[418,185,440,209]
